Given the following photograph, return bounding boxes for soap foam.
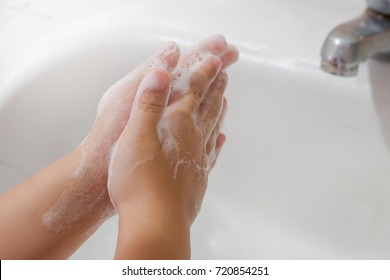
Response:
[43,142,115,234]
[44,42,181,233]
[97,41,180,118]
[42,173,111,234]
[157,118,214,181]
[41,41,225,235]
[171,50,215,95]
[42,42,221,234]
[107,140,156,210]
[156,50,222,181]
[157,118,180,162]
[136,68,168,96]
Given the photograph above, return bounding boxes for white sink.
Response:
[2,0,390,259]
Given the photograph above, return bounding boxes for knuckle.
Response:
[189,72,208,98]
[138,90,164,113]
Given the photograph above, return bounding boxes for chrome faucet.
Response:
[320,0,390,77]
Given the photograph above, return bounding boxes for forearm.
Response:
[0,149,113,259]
[114,198,191,260]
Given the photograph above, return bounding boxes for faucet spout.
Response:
[321,8,390,77]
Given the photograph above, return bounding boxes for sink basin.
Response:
[2,0,390,259]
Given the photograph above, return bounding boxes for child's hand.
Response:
[75,35,237,212]
[107,36,238,259]
[108,57,227,223]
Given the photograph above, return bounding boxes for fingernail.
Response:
[223,97,228,109]
[216,133,227,149]
[220,98,228,125]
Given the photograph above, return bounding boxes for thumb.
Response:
[129,69,171,129]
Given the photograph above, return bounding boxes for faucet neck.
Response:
[320,7,390,76]
[367,0,390,15]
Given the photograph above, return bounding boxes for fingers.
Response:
[116,41,179,89]
[196,34,228,56]
[216,132,227,151]
[205,98,227,154]
[96,42,179,116]
[145,41,181,72]
[178,56,222,113]
[198,72,228,139]
[210,133,227,170]
[191,36,238,69]
[127,69,171,129]
[169,35,228,94]
[220,44,239,69]
[207,100,228,170]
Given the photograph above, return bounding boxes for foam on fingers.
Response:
[137,69,170,94]
[42,37,236,234]
[146,41,180,72]
[96,41,179,118]
[60,44,179,233]
[128,69,171,130]
[197,72,227,139]
[171,54,221,102]
[197,34,228,56]
[220,44,240,69]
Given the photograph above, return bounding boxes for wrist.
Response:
[116,199,191,259]
[67,148,112,210]
[117,195,191,234]
[72,144,109,184]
